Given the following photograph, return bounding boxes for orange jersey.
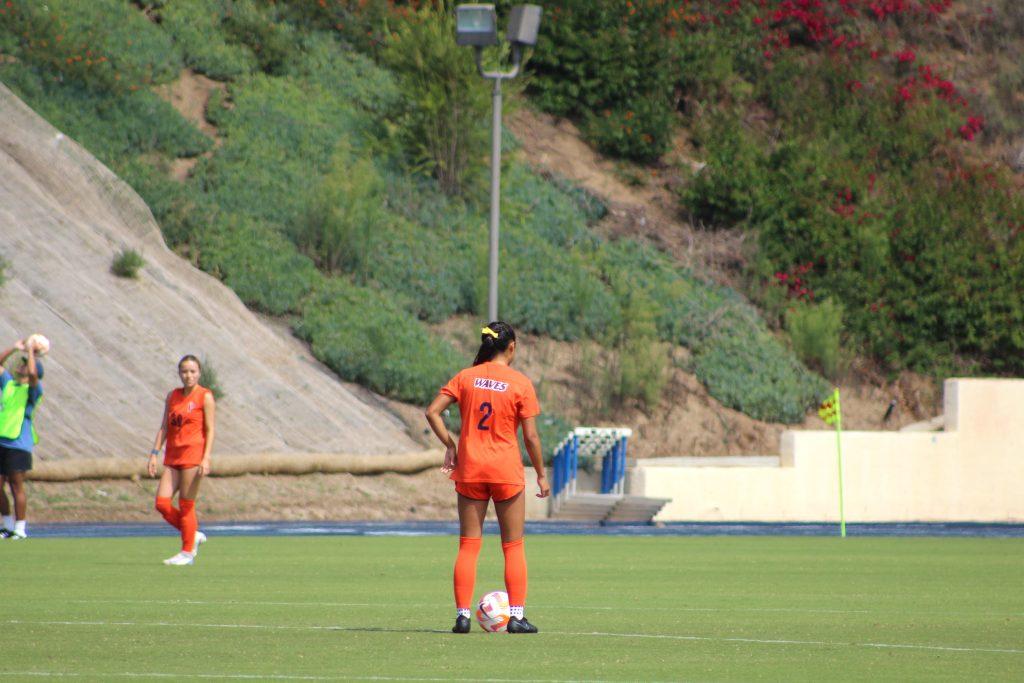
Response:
[441,362,540,484]
[164,386,210,467]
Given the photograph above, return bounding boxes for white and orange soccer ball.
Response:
[475,590,510,632]
[25,333,50,356]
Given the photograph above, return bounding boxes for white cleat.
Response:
[193,531,207,556]
[163,551,195,566]
[8,532,26,540]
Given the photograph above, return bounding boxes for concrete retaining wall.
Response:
[630,379,1024,522]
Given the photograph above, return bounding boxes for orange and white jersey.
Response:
[440,362,540,485]
[164,386,210,467]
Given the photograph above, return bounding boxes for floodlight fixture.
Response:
[456,4,543,322]
[507,5,542,47]
[456,4,498,47]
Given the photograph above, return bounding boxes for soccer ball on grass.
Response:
[475,590,510,632]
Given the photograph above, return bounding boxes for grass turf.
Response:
[1,534,1022,681]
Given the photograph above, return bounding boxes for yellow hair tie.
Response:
[481,326,499,339]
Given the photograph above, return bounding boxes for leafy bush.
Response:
[111,249,145,279]
[280,32,400,116]
[600,240,826,422]
[518,0,678,160]
[602,280,669,411]
[196,215,323,316]
[540,173,608,225]
[0,63,211,165]
[786,300,844,379]
[293,144,388,274]
[220,0,299,75]
[153,0,258,80]
[295,280,464,405]
[381,4,491,195]
[1,0,182,92]
[200,356,225,400]
[674,5,1024,376]
[583,99,676,163]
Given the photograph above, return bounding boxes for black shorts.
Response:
[0,446,32,475]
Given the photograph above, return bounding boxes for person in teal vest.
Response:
[0,339,43,540]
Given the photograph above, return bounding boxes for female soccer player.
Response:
[0,338,44,540]
[425,322,550,634]
[147,355,215,565]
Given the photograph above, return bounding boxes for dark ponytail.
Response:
[473,321,516,366]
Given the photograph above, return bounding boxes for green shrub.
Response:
[682,113,767,227]
[280,0,393,56]
[153,0,258,80]
[599,240,826,422]
[786,300,844,379]
[541,173,608,225]
[221,0,298,75]
[583,99,676,163]
[0,63,211,165]
[2,0,182,92]
[114,158,198,248]
[295,280,463,405]
[602,280,669,411]
[196,215,323,315]
[381,4,491,195]
[0,254,8,288]
[200,356,225,400]
[518,0,678,160]
[188,74,375,231]
[294,144,388,274]
[280,32,400,116]
[693,334,826,424]
[111,249,145,278]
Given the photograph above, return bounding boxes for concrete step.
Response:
[549,493,621,521]
[604,496,671,524]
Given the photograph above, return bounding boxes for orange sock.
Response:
[179,498,197,553]
[453,536,482,610]
[502,538,527,608]
[155,497,181,530]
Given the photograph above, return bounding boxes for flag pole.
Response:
[834,389,846,538]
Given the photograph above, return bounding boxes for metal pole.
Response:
[488,76,502,322]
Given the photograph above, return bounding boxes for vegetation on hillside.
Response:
[523,0,1024,377]
[0,0,827,452]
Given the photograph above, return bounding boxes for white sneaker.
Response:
[163,551,195,566]
[9,531,26,540]
[193,531,207,556]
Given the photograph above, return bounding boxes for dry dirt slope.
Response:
[0,83,420,461]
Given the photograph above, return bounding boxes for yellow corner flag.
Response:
[819,388,846,537]
[818,388,841,426]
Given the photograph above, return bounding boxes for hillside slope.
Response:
[0,83,418,460]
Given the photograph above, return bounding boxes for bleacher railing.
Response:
[550,427,632,512]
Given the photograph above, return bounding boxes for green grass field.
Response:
[2,535,1022,681]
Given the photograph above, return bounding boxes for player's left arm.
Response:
[425,392,458,473]
[25,345,39,387]
[200,390,216,476]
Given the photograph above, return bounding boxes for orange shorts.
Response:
[455,482,524,502]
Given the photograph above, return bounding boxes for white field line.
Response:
[5,618,1023,656]
[0,672,672,683]
[67,598,871,615]
[66,597,1024,618]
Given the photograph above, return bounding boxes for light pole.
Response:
[456,4,542,322]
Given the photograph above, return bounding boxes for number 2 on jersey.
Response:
[477,401,493,430]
